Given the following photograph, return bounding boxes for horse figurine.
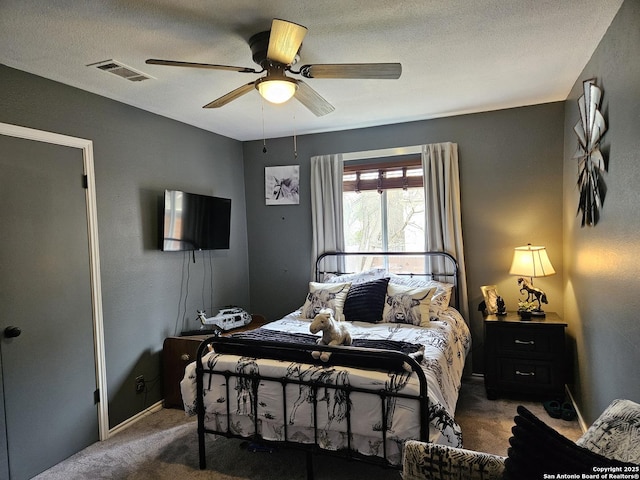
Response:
[517,277,548,310]
[309,308,352,362]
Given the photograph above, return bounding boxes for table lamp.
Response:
[509,244,556,317]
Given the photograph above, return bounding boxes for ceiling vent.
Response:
[88,59,152,82]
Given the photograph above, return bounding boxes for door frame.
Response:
[0,122,109,441]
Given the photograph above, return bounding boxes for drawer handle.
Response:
[181,353,191,361]
[514,339,535,345]
[515,370,535,376]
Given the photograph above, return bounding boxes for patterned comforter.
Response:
[181,307,471,465]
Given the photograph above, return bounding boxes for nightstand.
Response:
[484,312,567,400]
[162,314,268,408]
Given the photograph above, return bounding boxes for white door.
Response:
[0,131,102,479]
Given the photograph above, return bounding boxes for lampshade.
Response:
[256,77,297,104]
[509,245,556,278]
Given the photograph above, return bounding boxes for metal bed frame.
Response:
[193,251,459,479]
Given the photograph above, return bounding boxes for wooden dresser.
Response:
[484,312,567,400]
[162,314,268,408]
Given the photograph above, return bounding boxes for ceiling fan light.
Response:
[257,78,297,104]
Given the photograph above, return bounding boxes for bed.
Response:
[180,251,471,478]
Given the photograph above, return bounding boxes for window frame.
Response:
[342,155,425,253]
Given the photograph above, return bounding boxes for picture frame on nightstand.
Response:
[480,285,499,314]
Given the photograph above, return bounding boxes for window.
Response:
[343,157,425,271]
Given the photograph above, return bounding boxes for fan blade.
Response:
[299,63,402,79]
[203,81,256,108]
[146,59,258,73]
[294,80,334,117]
[267,19,307,65]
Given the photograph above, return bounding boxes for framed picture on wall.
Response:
[265,165,300,205]
[480,285,499,314]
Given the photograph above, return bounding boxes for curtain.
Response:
[310,154,344,278]
[422,142,469,321]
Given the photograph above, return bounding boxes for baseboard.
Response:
[565,385,588,433]
[108,400,164,438]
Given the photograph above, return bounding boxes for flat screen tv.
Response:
[161,190,231,251]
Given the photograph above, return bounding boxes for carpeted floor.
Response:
[455,375,583,456]
[33,375,583,479]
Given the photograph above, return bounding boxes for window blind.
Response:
[343,157,423,192]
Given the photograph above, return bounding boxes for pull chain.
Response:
[293,112,298,159]
[262,99,267,153]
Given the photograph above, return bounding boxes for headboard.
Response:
[315,251,460,311]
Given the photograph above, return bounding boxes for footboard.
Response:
[194,336,430,473]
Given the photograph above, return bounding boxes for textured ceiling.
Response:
[0,0,624,141]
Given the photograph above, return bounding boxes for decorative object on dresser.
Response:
[574,78,607,227]
[162,314,268,409]
[496,296,506,315]
[509,244,556,318]
[480,285,506,315]
[483,312,567,401]
[201,306,252,331]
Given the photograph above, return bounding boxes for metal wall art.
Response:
[574,78,607,227]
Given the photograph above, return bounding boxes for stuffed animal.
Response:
[309,308,352,362]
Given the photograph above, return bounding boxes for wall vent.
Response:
[88,59,152,82]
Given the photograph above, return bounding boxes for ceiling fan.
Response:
[146,18,402,117]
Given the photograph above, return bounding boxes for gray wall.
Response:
[243,102,565,373]
[6,0,636,433]
[563,0,640,424]
[0,65,249,427]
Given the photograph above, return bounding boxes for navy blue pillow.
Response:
[343,277,390,323]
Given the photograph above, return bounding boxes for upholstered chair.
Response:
[402,398,640,480]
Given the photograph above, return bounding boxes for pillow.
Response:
[503,405,636,480]
[343,277,390,323]
[300,282,351,321]
[324,268,388,285]
[389,275,453,319]
[382,283,436,326]
[576,398,640,463]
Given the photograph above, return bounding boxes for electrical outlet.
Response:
[135,375,145,394]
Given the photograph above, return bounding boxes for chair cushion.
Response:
[503,406,636,479]
[402,440,505,480]
[576,398,640,464]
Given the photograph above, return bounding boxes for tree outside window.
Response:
[342,159,425,273]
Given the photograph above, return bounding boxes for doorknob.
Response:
[4,326,22,338]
